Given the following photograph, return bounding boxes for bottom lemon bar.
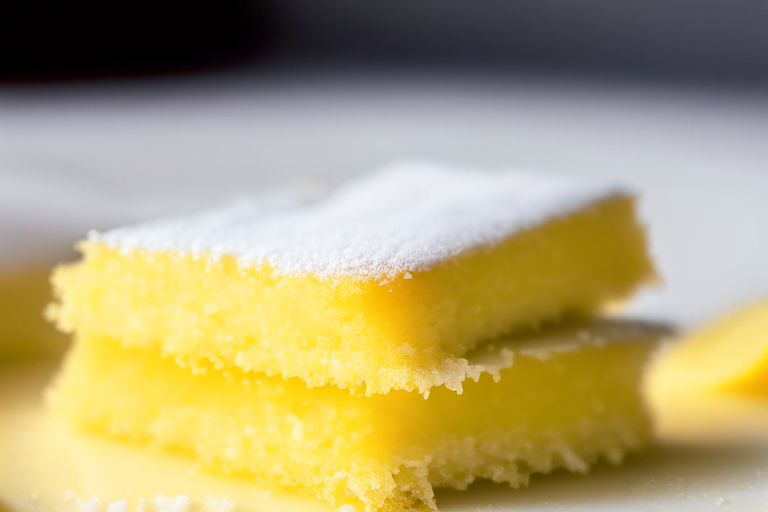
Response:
[49,321,667,512]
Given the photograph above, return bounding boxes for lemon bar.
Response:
[647,300,768,399]
[645,300,768,443]
[49,320,667,512]
[48,163,656,395]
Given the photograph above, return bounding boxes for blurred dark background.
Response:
[2,1,768,87]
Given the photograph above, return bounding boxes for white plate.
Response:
[1,73,767,511]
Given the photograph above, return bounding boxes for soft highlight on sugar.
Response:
[91,162,618,279]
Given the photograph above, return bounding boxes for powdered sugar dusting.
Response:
[154,494,190,512]
[64,493,229,512]
[91,162,621,279]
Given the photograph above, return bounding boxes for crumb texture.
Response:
[50,322,662,512]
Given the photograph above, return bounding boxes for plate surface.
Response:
[1,74,767,511]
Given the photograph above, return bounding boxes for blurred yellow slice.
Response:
[647,300,768,398]
[0,268,67,358]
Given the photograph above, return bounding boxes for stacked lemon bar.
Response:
[47,163,665,512]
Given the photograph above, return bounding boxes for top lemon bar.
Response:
[49,162,656,395]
